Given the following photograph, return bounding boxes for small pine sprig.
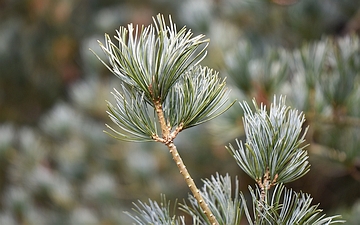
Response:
[93,13,235,225]
[242,183,344,225]
[227,96,310,186]
[124,195,186,225]
[93,14,208,105]
[180,173,243,225]
[227,95,310,207]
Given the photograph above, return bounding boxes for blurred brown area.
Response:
[0,0,359,224]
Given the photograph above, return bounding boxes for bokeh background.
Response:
[1,0,360,224]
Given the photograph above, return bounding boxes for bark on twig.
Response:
[152,100,219,225]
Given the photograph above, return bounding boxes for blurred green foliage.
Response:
[0,0,360,224]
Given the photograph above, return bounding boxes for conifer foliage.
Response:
[94,14,344,224]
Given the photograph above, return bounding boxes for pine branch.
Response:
[240,183,344,224]
[92,14,209,104]
[227,96,310,185]
[93,14,236,225]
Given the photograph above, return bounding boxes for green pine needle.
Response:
[180,173,243,225]
[94,14,209,103]
[227,96,310,184]
[94,14,234,142]
[124,195,186,225]
[242,183,345,224]
[165,65,235,129]
[105,85,157,142]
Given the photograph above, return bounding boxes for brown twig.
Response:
[167,142,218,225]
[256,168,278,217]
[256,168,271,206]
[152,100,219,225]
[154,99,171,139]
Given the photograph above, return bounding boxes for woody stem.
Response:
[256,168,272,218]
[153,100,219,225]
[166,142,219,225]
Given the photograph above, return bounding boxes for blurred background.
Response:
[1,0,360,224]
